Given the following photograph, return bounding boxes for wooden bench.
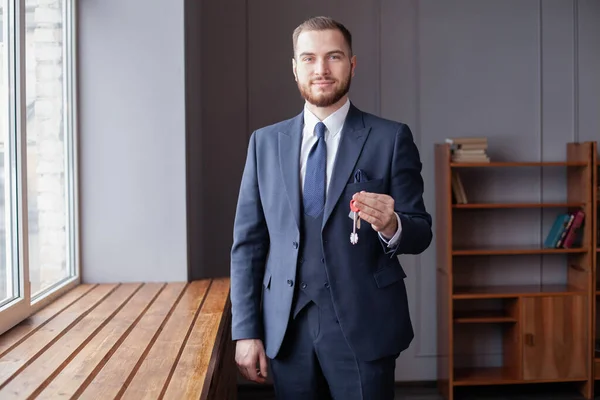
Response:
[0,277,236,399]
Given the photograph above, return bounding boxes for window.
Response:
[0,0,78,335]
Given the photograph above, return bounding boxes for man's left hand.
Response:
[352,191,397,239]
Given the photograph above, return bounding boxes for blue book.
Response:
[543,213,571,248]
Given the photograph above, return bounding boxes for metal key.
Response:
[350,200,359,245]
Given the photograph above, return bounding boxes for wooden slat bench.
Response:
[0,277,236,399]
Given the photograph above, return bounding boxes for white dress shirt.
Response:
[300,99,402,247]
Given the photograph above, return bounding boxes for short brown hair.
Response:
[292,16,353,57]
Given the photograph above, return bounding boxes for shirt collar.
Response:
[303,98,351,138]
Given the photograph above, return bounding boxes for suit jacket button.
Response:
[292,241,298,249]
[301,282,307,289]
[324,282,330,289]
[287,279,294,287]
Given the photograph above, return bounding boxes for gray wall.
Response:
[78,0,188,282]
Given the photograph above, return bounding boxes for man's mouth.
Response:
[312,80,335,87]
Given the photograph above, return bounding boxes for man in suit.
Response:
[231,16,432,399]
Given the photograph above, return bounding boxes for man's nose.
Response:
[314,59,330,75]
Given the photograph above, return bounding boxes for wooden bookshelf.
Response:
[435,142,596,400]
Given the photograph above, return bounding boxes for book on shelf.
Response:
[543,209,585,249]
[451,170,468,204]
[446,137,490,163]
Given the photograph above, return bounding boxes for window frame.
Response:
[0,0,80,336]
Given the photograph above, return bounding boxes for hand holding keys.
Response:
[351,191,398,240]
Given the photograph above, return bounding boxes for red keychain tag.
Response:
[350,199,360,213]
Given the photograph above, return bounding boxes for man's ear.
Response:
[292,57,298,81]
[350,55,357,78]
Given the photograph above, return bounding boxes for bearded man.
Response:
[230,16,432,399]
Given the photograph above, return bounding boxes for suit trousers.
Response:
[269,299,397,399]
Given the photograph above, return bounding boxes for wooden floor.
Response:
[0,278,235,400]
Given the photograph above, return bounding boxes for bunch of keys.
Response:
[349,199,361,244]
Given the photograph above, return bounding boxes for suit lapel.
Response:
[279,111,304,231]
[322,104,370,229]
[278,104,370,231]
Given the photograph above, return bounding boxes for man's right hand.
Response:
[235,339,268,383]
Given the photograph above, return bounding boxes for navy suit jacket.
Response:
[230,102,432,362]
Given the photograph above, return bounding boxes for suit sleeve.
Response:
[379,123,432,257]
[230,131,269,341]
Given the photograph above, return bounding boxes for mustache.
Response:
[311,78,336,83]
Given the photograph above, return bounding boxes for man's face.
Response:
[292,29,356,108]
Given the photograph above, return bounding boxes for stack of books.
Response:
[446,137,490,163]
[543,209,585,249]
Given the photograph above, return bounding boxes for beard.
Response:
[297,72,352,107]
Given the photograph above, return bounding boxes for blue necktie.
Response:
[303,122,327,217]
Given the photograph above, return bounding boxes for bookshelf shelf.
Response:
[453,367,587,386]
[453,367,519,386]
[450,161,588,168]
[453,202,585,209]
[436,141,596,400]
[453,310,517,323]
[453,284,584,299]
[452,247,586,256]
